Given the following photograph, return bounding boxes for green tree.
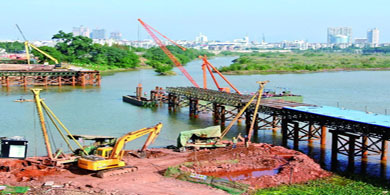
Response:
[0,42,25,53]
[51,30,139,68]
[30,46,63,64]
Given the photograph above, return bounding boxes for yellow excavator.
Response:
[78,123,163,178]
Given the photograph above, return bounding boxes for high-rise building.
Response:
[327,27,352,44]
[367,28,379,44]
[354,38,368,44]
[91,28,106,39]
[72,25,90,37]
[110,32,122,40]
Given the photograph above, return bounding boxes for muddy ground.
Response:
[0,143,331,194]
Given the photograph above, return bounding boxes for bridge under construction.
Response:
[0,68,100,87]
[163,86,390,171]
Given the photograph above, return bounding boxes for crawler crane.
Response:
[16,24,61,67]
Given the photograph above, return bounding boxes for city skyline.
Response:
[0,0,389,42]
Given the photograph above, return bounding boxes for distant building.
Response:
[354,38,368,44]
[195,33,208,43]
[72,25,90,37]
[91,28,106,39]
[367,28,379,45]
[327,27,352,44]
[281,40,308,50]
[110,32,122,40]
[233,36,249,45]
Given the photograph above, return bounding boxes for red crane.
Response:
[138,19,199,88]
[199,55,241,95]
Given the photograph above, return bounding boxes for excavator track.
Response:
[96,166,138,178]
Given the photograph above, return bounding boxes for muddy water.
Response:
[1,56,390,179]
[203,168,280,181]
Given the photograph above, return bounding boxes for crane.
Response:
[199,55,241,95]
[31,88,88,166]
[219,81,269,143]
[138,19,199,88]
[178,81,268,148]
[16,24,61,67]
[77,123,163,178]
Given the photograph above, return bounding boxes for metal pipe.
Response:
[31,88,53,159]
[247,81,268,141]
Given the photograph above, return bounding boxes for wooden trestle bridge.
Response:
[0,70,101,87]
[164,86,390,170]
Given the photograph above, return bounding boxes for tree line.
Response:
[0,31,213,73]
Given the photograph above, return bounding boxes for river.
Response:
[1,56,390,178]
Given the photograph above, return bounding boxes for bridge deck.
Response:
[285,106,390,128]
[167,87,390,138]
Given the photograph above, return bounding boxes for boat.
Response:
[262,89,303,103]
[14,98,45,102]
[14,98,34,102]
[122,95,156,107]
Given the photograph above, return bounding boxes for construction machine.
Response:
[32,88,119,166]
[16,24,62,68]
[77,123,163,178]
[177,81,269,149]
[138,19,199,88]
[199,55,241,95]
[32,88,88,166]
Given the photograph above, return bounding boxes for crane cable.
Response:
[32,101,38,157]
[43,108,58,152]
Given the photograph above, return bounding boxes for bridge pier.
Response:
[330,130,386,171]
[189,98,199,118]
[272,115,280,132]
[213,103,226,124]
[168,93,179,110]
[280,119,323,149]
[245,109,259,137]
[257,113,280,131]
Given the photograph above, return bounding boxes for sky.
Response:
[0,0,389,43]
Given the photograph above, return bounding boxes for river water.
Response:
[1,56,390,178]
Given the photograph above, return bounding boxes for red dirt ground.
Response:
[183,143,331,188]
[0,143,331,194]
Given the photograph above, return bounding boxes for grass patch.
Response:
[163,165,249,195]
[256,175,387,195]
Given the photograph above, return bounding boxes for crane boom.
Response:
[15,24,27,41]
[138,19,199,88]
[15,24,60,66]
[200,55,241,94]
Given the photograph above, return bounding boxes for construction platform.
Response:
[0,70,100,87]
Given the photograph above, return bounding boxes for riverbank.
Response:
[1,144,388,194]
[221,67,390,75]
[219,52,390,75]
[0,143,330,194]
[256,175,387,194]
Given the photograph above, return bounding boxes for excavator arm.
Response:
[109,123,163,160]
[78,123,163,174]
